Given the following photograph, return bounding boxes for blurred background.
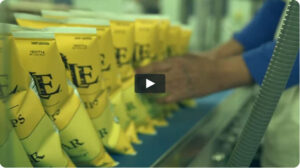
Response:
[0,0,263,52]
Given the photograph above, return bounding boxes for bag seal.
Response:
[126,14,170,20]
[102,15,135,22]
[14,13,65,23]
[0,23,21,34]
[46,27,97,34]
[41,10,70,17]
[66,18,110,26]
[12,31,55,39]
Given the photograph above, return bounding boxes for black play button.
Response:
[135,74,165,93]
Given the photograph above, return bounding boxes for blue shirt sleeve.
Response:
[243,41,299,88]
[234,0,285,51]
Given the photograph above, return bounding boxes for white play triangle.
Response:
[146,79,155,88]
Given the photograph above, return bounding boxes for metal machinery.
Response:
[154,87,258,167]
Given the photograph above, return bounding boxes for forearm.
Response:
[188,55,253,98]
[195,39,244,60]
[213,55,253,91]
[210,39,244,59]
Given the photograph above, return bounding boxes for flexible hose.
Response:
[227,0,299,166]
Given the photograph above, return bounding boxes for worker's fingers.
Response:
[158,95,177,104]
[136,61,172,74]
[158,89,188,104]
[158,79,189,103]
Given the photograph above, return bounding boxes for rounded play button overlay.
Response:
[135,74,165,93]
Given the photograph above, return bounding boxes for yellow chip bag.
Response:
[8,85,75,167]
[0,29,32,166]
[167,25,181,57]
[109,17,135,82]
[14,13,64,29]
[128,14,170,64]
[65,19,141,145]
[0,28,74,167]
[134,18,160,67]
[135,17,169,126]
[157,17,171,61]
[46,27,136,154]
[122,15,169,126]
[12,30,116,166]
[109,16,156,135]
[41,10,70,20]
[69,10,95,18]
[178,26,192,55]
[0,100,33,167]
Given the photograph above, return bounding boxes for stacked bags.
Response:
[47,26,136,155]
[0,25,33,167]
[79,12,157,135]
[0,24,78,167]
[0,24,74,167]
[15,13,136,156]
[64,18,141,145]
[131,14,172,126]
[13,29,117,166]
[109,15,157,135]
[0,9,193,167]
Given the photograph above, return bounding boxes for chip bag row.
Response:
[0,9,194,167]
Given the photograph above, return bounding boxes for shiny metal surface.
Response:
[153,86,259,167]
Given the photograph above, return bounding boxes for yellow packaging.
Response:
[65,19,141,145]
[14,13,64,29]
[69,10,95,18]
[110,90,142,144]
[47,27,136,155]
[0,27,32,166]
[179,99,197,108]
[167,25,181,57]
[135,18,169,126]
[121,79,156,134]
[41,10,70,20]
[9,87,75,167]
[16,11,139,147]
[129,16,176,121]
[64,19,124,95]
[165,103,180,117]
[124,15,169,126]
[0,30,74,167]
[109,17,135,82]
[109,16,156,135]
[138,95,169,127]
[157,18,171,61]
[12,30,116,166]
[0,100,32,167]
[134,19,160,67]
[178,27,192,55]
[129,14,170,63]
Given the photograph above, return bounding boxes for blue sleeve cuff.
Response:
[243,41,299,88]
[234,0,285,51]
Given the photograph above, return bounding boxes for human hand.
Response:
[136,55,220,103]
[136,54,252,103]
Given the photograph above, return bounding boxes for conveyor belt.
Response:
[111,90,233,167]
